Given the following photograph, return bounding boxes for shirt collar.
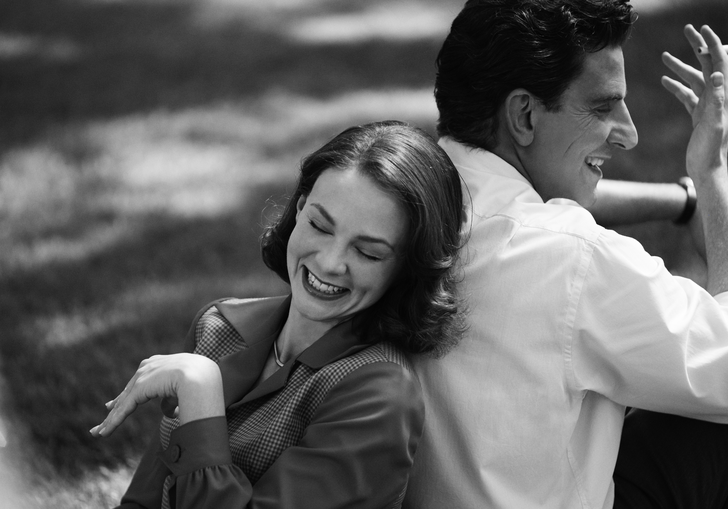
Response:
[439,137,582,219]
[296,313,373,369]
[439,137,534,188]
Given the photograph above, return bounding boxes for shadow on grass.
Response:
[0,0,446,150]
[0,180,290,479]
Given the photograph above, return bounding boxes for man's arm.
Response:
[662,24,728,296]
[589,179,706,260]
[589,179,690,227]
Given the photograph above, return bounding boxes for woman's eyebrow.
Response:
[311,203,335,224]
[357,235,396,252]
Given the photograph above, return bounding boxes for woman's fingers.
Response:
[91,353,225,437]
[91,357,170,437]
[91,380,145,437]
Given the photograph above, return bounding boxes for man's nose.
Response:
[608,102,639,150]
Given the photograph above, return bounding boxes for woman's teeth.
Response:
[307,271,345,295]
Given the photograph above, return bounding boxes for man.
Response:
[404,1,728,508]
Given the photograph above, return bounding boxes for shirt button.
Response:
[170,444,181,462]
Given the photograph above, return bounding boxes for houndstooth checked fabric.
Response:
[159,303,411,508]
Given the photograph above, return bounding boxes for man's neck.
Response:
[489,140,535,189]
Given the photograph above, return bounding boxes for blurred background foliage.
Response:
[0,0,725,506]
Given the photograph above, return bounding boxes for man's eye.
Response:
[594,103,613,115]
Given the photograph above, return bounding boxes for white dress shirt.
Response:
[403,138,728,509]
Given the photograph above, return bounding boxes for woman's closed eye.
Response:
[309,219,331,235]
[309,217,390,262]
[357,248,384,262]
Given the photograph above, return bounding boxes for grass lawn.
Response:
[0,0,725,506]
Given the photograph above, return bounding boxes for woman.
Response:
[91,120,465,509]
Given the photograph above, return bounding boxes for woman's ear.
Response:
[295,195,307,220]
[503,88,537,147]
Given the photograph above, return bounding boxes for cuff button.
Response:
[170,444,181,462]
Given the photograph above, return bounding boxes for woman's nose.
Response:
[317,243,348,275]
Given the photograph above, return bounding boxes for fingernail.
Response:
[105,400,114,408]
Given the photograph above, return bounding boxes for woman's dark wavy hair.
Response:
[261,120,466,356]
[435,0,637,150]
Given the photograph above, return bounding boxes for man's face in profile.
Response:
[524,46,639,206]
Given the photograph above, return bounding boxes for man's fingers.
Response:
[707,72,726,117]
[685,24,708,51]
[700,26,728,70]
[662,51,705,94]
[711,71,725,90]
[661,75,699,115]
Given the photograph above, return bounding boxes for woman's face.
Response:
[286,167,407,328]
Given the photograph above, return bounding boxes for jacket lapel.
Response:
[234,357,295,406]
[215,296,289,408]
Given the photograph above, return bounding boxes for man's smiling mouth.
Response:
[585,156,605,169]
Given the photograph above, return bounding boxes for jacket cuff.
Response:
[159,416,232,476]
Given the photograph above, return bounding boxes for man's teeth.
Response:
[307,271,345,294]
[586,157,605,168]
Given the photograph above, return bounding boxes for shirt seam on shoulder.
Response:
[562,228,603,394]
[489,211,602,245]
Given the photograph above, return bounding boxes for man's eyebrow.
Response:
[310,203,397,251]
[589,92,625,104]
[589,86,628,104]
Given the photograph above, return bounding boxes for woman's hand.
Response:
[90,353,225,438]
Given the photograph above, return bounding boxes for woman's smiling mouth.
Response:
[304,267,348,298]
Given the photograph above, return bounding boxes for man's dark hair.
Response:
[435,0,636,150]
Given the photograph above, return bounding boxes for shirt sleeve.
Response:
[116,417,249,509]
[163,359,423,509]
[116,432,167,509]
[161,416,252,507]
[570,227,728,421]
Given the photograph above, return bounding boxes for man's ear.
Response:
[503,88,537,147]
